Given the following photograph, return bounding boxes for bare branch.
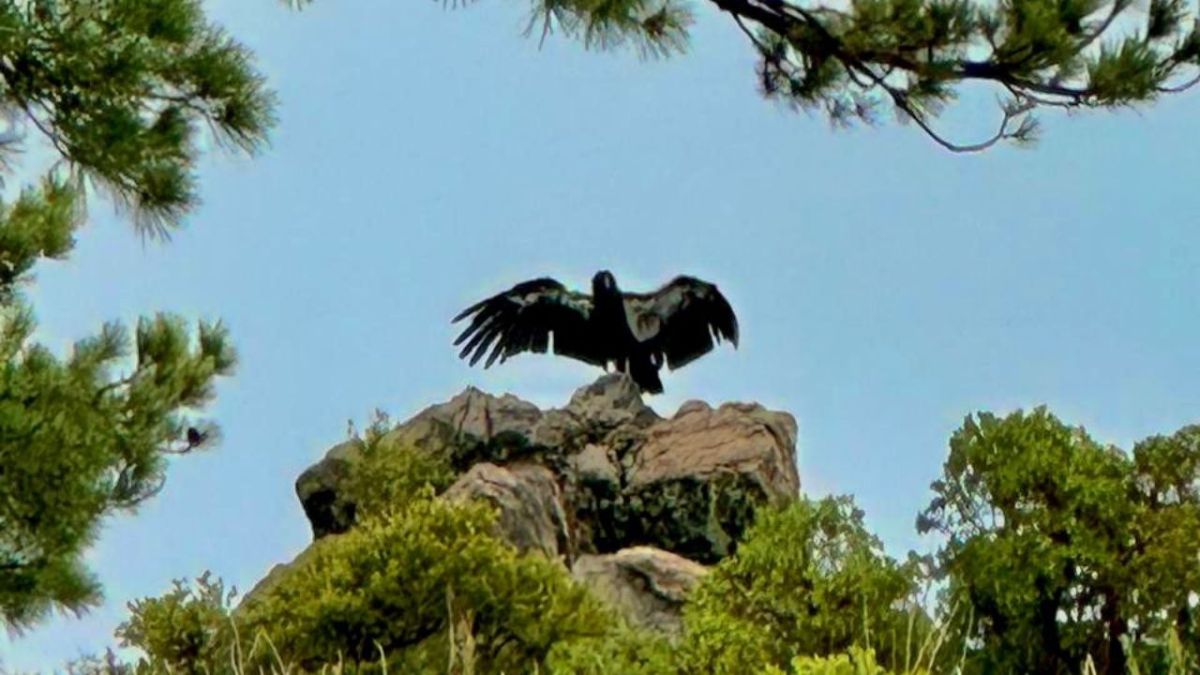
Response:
[868,67,1038,152]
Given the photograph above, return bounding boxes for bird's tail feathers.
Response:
[629,356,663,395]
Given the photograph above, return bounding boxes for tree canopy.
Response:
[0,0,274,630]
[918,408,1200,674]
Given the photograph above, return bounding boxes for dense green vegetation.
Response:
[75,408,1199,674]
[919,409,1200,674]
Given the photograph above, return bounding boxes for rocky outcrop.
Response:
[286,373,799,633]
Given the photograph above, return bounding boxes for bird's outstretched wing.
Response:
[452,278,605,368]
[623,276,739,370]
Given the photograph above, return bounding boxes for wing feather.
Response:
[452,278,605,368]
[623,275,739,370]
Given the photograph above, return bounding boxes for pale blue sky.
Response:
[4,0,1199,670]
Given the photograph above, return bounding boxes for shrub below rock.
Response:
[114,489,613,673]
[680,496,925,674]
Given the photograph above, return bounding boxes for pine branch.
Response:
[706,0,1200,149]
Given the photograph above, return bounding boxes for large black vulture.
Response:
[452,271,739,394]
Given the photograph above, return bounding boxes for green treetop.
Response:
[0,0,274,631]
[918,408,1200,674]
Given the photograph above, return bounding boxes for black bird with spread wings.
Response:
[452,271,738,394]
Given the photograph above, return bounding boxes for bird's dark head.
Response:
[592,270,618,295]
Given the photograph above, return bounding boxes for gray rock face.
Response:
[287,373,800,632]
[563,373,661,434]
[572,443,621,486]
[620,399,800,562]
[385,387,545,469]
[444,462,570,558]
[571,547,708,634]
[629,400,799,498]
[408,387,543,441]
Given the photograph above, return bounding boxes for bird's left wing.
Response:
[452,278,606,368]
[623,276,739,370]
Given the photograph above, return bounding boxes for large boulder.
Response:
[571,547,708,634]
[527,374,659,451]
[619,400,800,562]
[561,373,660,435]
[630,400,799,498]
[443,462,570,559]
[554,381,799,563]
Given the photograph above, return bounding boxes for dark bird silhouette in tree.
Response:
[186,427,206,447]
[452,271,738,394]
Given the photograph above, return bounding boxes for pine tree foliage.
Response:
[0,0,273,631]
[291,0,1200,150]
[0,0,276,234]
[0,273,238,630]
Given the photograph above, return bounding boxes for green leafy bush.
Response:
[679,496,924,674]
[239,489,613,671]
[341,410,457,519]
[769,647,929,675]
[116,572,238,674]
[116,489,613,673]
[546,623,677,674]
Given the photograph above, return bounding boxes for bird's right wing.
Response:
[623,275,738,370]
[452,278,605,368]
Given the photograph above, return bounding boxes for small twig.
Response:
[731,14,769,56]
[1075,0,1128,55]
[1157,70,1200,93]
